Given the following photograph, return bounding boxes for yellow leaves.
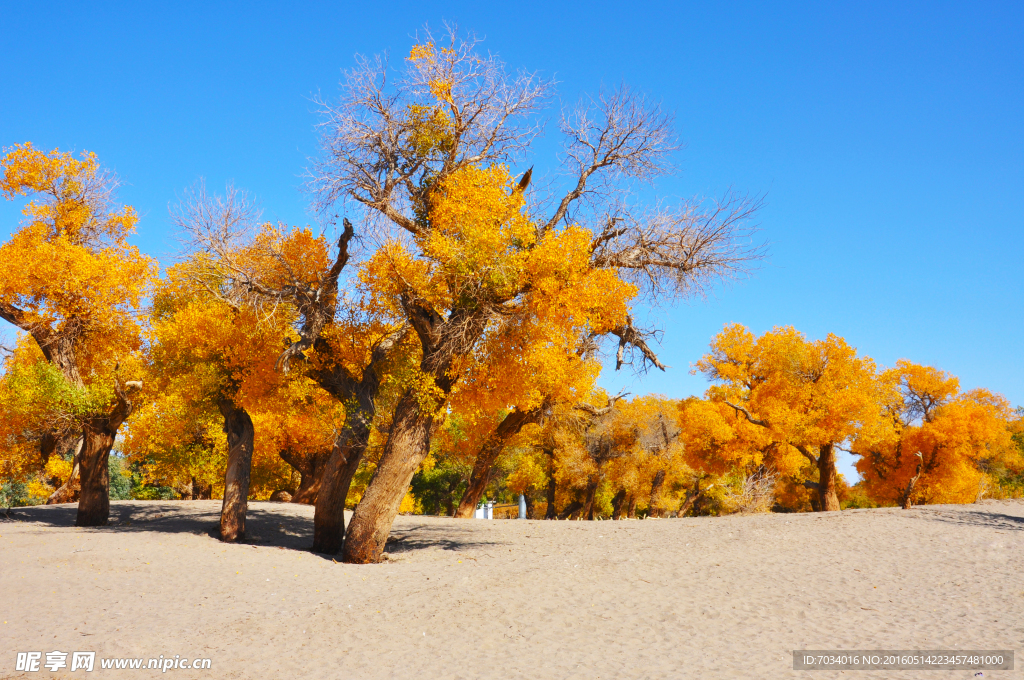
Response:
[407,105,455,158]
[1,143,138,247]
[407,42,456,104]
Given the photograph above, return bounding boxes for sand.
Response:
[1,499,1022,679]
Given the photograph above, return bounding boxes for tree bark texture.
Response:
[340,300,485,563]
[816,443,841,512]
[342,390,433,563]
[75,382,140,527]
[455,405,545,518]
[218,398,255,542]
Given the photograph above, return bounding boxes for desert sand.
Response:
[1,499,1021,679]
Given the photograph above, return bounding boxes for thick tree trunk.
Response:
[544,447,557,520]
[76,427,115,526]
[611,488,627,519]
[75,381,140,527]
[524,493,534,519]
[311,431,367,554]
[342,391,433,563]
[218,398,255,542]
[47,437,83,504]
[817,443,841,512]
[648,469,667,518]
[627,495,637,518]
[455,405,545,518]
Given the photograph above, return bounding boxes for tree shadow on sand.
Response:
[384,522,507,556]
[2,501,504,559]
[905,504,1024,532]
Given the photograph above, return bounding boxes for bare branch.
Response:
[544,85,677,233]
[609,314,667,372]
[724,401,772,429]
[308,25,552,238]
[591,192,766,303]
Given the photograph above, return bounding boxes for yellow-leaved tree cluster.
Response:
[1,29,1021,562]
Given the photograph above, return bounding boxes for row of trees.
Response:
[0,30,763,562]
[3,31,1019,560]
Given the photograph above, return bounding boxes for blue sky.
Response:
[2,1,1021,478]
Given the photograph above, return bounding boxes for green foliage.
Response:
[842,482,885,509]
[108,455,133,500]
[0,479,30,507]
[410,457,470,516]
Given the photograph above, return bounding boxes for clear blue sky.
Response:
[2,2,1021,476]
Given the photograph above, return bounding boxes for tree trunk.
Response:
[342,390,433,563]
[611,489,627,519]
[76,426,115,526]
[900,453,924,510]
[583,477,600,520]
[191,477,212,500]
[218,398,255,542]
[75,381,140,527]
[282,448,331,505]
[524,493,534,519]
[544,447,557,520]
[455,405,545,518]
[816,443,841,512]
[310,430,367,554]
[558,500,584,520]
[648,469,667,518]
[627,494,637,518]
[47,437,83,504]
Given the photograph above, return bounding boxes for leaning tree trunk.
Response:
[310,429,368,554]
[342,390,433,563]
[218,397,255,542]
[455,405,544,518]
[47,437,83,504]
[816,443,841,512]
[648,469,667,518]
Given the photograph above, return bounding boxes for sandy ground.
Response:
[1,499,1022,679]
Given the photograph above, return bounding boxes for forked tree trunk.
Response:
[817,443,841,512]
[218,398,255,542]
[455,405,545,518]
[342,390,433,563]
[648,469,667,518]
[611,488,627,519]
